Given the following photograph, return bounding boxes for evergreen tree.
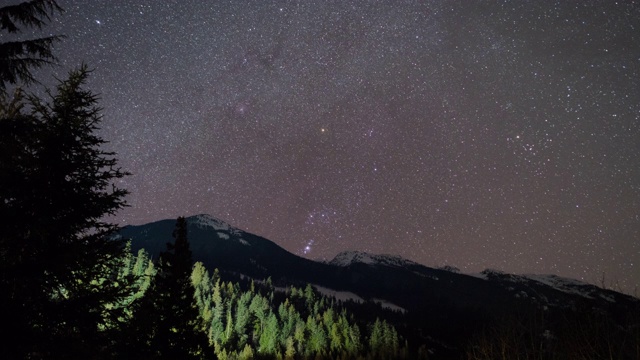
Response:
[191,262,213,333]
[382,320,399,355]
[347,322,362,355]
[237,343,254,360]
[278,302,297,347]
[369,318,384,356]
[0,65,133,358]
[131,217,209,359]
[210,278,225,344]
[0,0,64,90]
[223,306,234,345]
[284,336,296,360]
[293,319,306,354]
[249,294,269,338]
[259,312,279,354]
[307,315,328,356]
[234,291,252,348]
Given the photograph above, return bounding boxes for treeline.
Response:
[115,217,411,359]
[1,2,135,359]
[0,2,411,358]
[3,2,639,359]
[466,303,640,360]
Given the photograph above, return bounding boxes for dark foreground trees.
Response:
[0,0,63,90]
[130,217,210,359]
[0,66,132,358]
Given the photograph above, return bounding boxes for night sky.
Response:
[28,1,640,292]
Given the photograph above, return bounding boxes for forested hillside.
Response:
[116,219,413,359]
[2,1,639,359]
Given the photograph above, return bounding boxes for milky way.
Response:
[28,1,640,292]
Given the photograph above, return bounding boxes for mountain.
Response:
[121,214,332,283]
[328,250,423,268]
[121,214,640,357]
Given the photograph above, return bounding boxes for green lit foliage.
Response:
[234,291,252,348]
[185,269,409,359]
[367,317,400,359]
[118,246,154,304]
[107,234,412,359]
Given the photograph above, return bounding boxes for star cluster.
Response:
[33,1,640,292]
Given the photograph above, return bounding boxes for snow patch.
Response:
[372,298,407,314]
[312,285,407,313]
[189,214,248,246]
[189,214,232,231]
[329,251,420,268]
[467,272,489,280]
[523,274,599,300]
[313,284,365,303]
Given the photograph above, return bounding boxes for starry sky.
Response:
[25,1,640,292]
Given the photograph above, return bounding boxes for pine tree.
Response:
[250,294,269,338]
[382,320,399,355]
[369,318,384,356]
[234,291,252,348]
[258,312,279,354]
[210,278,225,344]
[191,262,213,333]
[307,314,328,356]
[278,302,297,347]
[284,336,296,360]
[0,65,133,358]
[238,343,255,360]
[0,0,64,90]
[223,306,234,345]
[293,319,306,354]
[131,217,209,359]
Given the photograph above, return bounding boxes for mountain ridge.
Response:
[120,214,639,356]
[121,214,638,307]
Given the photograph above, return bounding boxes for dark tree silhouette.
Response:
[132,217,209,359]
[0,0,63,90]
[0,65,132,359]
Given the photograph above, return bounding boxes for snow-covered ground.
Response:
[313,284,364,302]
[313,284,407,313]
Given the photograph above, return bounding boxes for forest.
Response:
[2,1,639,359]
[0,2,407,358]
[115,217,410,359]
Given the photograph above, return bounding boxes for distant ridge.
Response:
[329,250,422,268]
[120,214,640,357]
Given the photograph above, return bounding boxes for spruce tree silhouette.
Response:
[0,65,133,358]
[132,217,209,359]
[0,0,63,90]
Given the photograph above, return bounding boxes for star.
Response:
[37,0,640,294]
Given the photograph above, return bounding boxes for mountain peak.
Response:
[329,250,419,268]
[187,214,234,232]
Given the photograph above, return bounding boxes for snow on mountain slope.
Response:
[188,214,249,245]
[523,274,616,302]
[475,269,628,305]
[372,298,407,314]
[329,251,420,268]
[313,284,365,303]
[189,214,234,232]
[312,284,407,313]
